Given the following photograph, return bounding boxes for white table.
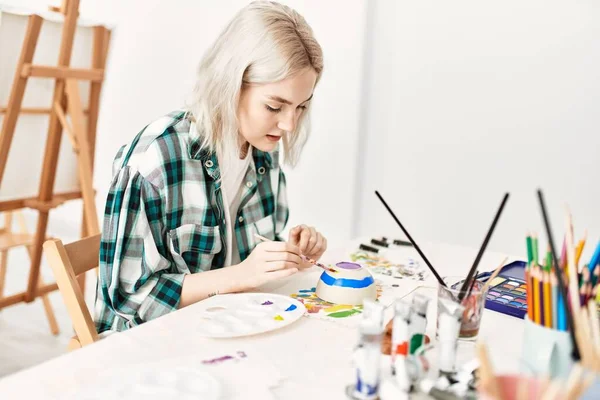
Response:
[0,239,525,399]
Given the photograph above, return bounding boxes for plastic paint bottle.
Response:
[408,294,430,354]
[437,297,465,375]
[391,299,412,392]
[349,321,383,400]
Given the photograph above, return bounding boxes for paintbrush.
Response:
[458,193,510,302]
[537,189,580,361]
[374,190,447,287]
[480,256,509,294]
[253,233,333,271]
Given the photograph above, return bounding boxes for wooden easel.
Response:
[0,0,110,315]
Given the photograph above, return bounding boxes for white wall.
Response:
[5,0,367,244]
[356,1,600,260]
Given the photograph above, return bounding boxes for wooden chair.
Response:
[43,234,101,350]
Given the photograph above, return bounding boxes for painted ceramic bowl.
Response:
[315,262,377,306]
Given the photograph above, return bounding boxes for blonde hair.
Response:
[187,1,323,167]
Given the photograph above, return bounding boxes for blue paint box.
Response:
[476,261,528,319]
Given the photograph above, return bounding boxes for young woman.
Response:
[95,1,327,333]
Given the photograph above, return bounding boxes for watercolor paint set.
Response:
[476,261,528,319]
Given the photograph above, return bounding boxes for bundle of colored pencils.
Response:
[525,232,600,331]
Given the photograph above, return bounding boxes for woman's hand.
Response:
[232,241,301,291]
[288,225,328,269]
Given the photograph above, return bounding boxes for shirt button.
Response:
[257,166,266,175]
[246,181,253,188]
[238,216,244,223]
[205,160,213,168]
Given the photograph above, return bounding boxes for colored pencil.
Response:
[543,270,551,328]
[575,230,587,267]
[588,240,600,273]
[538,267,545,327]
[526,267,533,321]
[551,272,558,330]
[533,266,540,324]
[557,284,566,331]
[565,210,581,316]
[526,233,533,264]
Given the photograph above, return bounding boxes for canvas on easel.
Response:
[0,0,111,318]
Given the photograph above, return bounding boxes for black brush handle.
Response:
[375,191,446,287]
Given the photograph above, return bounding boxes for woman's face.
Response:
[237,67,317,154]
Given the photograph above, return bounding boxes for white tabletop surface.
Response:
[0,238,525,399]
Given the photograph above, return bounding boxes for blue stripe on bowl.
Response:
[319,272,375,288]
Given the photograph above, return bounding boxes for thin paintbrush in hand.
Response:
[253,233,332,271]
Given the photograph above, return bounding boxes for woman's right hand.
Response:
[232,241,302,291]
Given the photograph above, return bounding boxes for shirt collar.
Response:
[187,120,279,179]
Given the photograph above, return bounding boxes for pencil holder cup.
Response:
[478,375,543,400]
[520,317,574,379]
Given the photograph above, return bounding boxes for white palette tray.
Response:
[196,293,306,338]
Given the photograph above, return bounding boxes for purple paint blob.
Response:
[261,301,273,305]
[202,355,234,365]
[335,262,361,270]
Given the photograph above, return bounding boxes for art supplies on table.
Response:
[439,276,489,338]
[194,293,305,338]
[437,298,465,375]
[476,261,528,319]
[315,261,377,306]
[374,191,448,287]
[348,299,385,400]
[391,300,412,392]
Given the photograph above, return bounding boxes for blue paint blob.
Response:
[285,304,297,312]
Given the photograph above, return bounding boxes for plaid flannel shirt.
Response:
[94,110,289,333]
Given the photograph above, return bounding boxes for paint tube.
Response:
[349,320,383,400]
[408,294,430,354]
[437,297,465,374]
[391,299,412,392]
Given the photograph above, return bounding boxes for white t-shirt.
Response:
[218,145,252,267]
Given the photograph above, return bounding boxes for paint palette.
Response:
[195,293,306,338]
[478,261,528,319]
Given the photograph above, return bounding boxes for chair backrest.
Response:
[43,234,101,347]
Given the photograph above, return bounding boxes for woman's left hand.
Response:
[288,225,327,269]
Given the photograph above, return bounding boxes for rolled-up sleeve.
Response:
[96,166,185,331]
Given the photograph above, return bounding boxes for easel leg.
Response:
[16,213,59,335]
[26,1,81,302]
[0,250,7,303]
[0,15,43,184]
[64,79,100,236]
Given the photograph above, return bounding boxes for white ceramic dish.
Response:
[195,293,306,338]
